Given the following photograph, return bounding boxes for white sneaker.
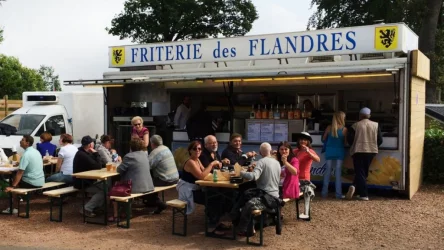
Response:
[345,186,355,200]
[299,213,309,219]
[2,208,18,214]
[358,196,369,201]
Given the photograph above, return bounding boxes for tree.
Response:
[308,0,443,103]
[0,55,46,99]
[106,0,258,43]
[38,65,61,91]
[0,0,6,44]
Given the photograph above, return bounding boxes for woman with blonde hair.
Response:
[131,116,149,148]
[321,111,347,199]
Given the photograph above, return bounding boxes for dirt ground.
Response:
[0,185,443,250]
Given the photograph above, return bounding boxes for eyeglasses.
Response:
[192,147,202,151]
[134,123,141,126]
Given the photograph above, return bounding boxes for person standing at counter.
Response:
[346,107,383,201]
[174,96,191,130]
[293,132,320,181]
[321,111,347,199]
[221,133,256,166]
[131,116,149,148]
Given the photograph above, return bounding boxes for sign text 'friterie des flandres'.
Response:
[109,23,417,67]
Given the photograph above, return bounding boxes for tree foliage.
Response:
[38,65,61,91]
[106,0,258,43]
[0,0,6,44]
[0,55,46,99]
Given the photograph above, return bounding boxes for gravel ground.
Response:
[0,185,443,250]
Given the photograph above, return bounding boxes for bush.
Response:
[423,124,444,183]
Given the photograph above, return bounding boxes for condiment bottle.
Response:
[287,104,294,120]
[261,104,268,119]
[280,104,287,119]
[274,104,280,119]
[255,104,262,119]
[213,170,218,182]
[268,104,274,119]
[250,104,255,119]
[294,107,301,119]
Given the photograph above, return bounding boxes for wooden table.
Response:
[195,179,247,240]
[0,166,19,215]
[43,158,59,177]
[72,168,119,225]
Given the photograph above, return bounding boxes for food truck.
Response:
[65,23,429,199]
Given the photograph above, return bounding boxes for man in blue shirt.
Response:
[3,135,45,214]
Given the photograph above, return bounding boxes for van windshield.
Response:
[0,114,45,135]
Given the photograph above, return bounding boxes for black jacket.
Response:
[199,147,221,168]
[73,147,103,189]
[186,110,215,140]
[221,146,249,166]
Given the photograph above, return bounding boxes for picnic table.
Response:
[72,168,119,225]
[0,165,19,215]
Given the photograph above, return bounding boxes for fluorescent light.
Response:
[214,79,242,83]
[243,78,273,82]
[84,84,124,88]
[274,76,306,81]
[131,77,150,81]
[343,73,392,78]
[306,75,342,80]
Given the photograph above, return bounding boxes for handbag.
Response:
[109,180,132,197]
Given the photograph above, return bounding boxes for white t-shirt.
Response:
[58,144,78,175]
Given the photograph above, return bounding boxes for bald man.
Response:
[199,135,230,170]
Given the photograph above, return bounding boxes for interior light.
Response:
[274,76,306,81]
[214,79,242,83]
[242,78,273,82]
[306,75,342,80]
[343,73,392,78]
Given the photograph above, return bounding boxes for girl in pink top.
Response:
[293,132,320,181]
[277,141,300,199]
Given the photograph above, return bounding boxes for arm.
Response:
[55,158,63,172]
[143,132,149,148]
[377,125,383,147]
[11,170,24,188]
[347,124,356,146]
[240,161,263,181]
[308,149,321,163]
[117,156,130,175]
[322,126,331,142]
[342,127,348,146]
[185,160,213,180]
[173,106,183,127]
[97,148,112,164]
[284,157,299,176]
[86,150,103,170]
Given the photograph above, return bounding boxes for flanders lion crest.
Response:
[111,47,125,66]
[375,26,398,50]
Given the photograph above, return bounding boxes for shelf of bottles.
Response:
[249,103,312,120]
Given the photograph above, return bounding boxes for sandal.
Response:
[108,216,117,222]
[216,223,232,231]
[210,229,226,236]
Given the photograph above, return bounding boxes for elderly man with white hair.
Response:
[235,142,281,237]
[199,135,230,170]
[146,135,179,214]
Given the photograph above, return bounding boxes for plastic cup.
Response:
[111,164,117,172]
[106,163,112,171]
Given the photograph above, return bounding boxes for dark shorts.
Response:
[18,180,40,189]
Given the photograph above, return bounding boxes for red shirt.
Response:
[131,127,149,140]
[293,148,315,181]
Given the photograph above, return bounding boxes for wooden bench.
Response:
[166,199,187,236]
[110,184,177,228]
[43,186,79,222]
[11,182,65,218]
[283,192,310,221]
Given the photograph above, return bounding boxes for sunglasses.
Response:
[192,147,202,151]
[134,123,142,126]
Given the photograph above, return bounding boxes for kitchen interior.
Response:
[105,74,401,155]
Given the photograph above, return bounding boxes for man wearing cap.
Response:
[73,135,104,217]
[346,107,383,201]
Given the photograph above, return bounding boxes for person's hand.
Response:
[221,158,230,165]
[281,154,288,164]
[117,156,122,162]
[88,148,97,153]
[301,145,310,153]
[5,186,14,192]
[211,160,222,169]
[246,151,257,158]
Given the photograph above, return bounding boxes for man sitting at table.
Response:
[234,142,281,237]
[221,133,256,167]
[73,135,103,218]
[3,135,45,214]
[145,135,179,214]
[200,135,230,169]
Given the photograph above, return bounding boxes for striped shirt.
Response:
[148,145,179,182]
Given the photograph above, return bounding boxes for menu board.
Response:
[247,122,261,141]
[274,122,289,142]
[260,122,274,142]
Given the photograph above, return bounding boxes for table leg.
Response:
[103,178,108,226]
[82,179,86,223]
[204,187,209,237]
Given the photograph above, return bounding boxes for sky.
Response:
[0,0,314,90]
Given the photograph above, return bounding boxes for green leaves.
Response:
[38,65,61,91]
[424,126,444,183]
[0,55,46,99]
[106,0,258,43]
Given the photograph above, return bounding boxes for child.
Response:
[110,149,119,163]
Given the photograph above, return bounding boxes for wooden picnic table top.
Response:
[43,157,58,166]
[0,165,19,174]
[195,180,242,189]
[72,168,119,180]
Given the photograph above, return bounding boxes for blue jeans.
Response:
[46,172,74,185]
[322,159,343,198]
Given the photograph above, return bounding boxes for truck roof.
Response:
[12,105,66,115]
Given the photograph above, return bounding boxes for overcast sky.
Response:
[0,0,314,89]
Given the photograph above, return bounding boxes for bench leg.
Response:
[296,198,300,220]
[18,194,30,219]
[246,212,264,246]
[162,191,165,202]
[49,197,63,222]
[117,200,132,229]
[172,206,187,236]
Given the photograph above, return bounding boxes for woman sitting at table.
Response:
[36,132,57,158]
[109,138,154,222]
[176,141,225,234]
[46,134,77,184]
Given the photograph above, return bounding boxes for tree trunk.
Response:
[419,0,443,103]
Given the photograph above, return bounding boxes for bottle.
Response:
[301,106,307,119]
[255,104,262,119]
[274,104,280,120]
[213,169,218,182]
[280,104,287,119]
[45,150,50,158]
[250,104,255,119]
[261,104,268,119]
[287,104,294,120]
[294,106,301,120]
[268,104,274,119]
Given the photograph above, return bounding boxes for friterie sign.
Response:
[109,23,417,68]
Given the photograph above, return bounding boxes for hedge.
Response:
[423,121,444,183]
